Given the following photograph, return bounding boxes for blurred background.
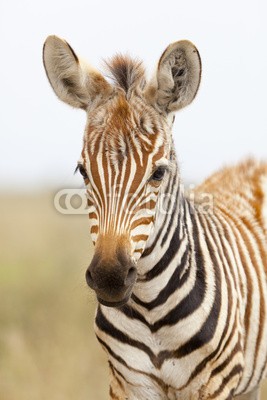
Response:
[0,0,267,399]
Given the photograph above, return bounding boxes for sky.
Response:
[1,0,266,191]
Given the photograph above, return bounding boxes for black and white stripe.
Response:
[95,154,267,400]
[43,35,267,400]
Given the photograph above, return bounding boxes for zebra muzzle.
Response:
[85,250,137,307]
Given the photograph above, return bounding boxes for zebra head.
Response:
[43,36,201,307]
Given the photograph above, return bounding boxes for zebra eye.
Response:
[76,164,88,179]
[150,166,166,181]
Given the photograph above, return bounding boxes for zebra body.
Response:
[96,160,267,400]
[43,36,267,399]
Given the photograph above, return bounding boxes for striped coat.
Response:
[43,36,267,400]
[95,159,267,400]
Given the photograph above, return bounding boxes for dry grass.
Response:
[0,193,108,400]
[0,193,266,399]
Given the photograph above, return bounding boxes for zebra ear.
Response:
[43,35,112,110]
[145,40,201,113]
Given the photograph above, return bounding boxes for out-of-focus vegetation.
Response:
[0,193,266,399]
[0,193,108,400]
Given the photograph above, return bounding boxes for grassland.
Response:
[0,193,266,399]
[0,193,108,400]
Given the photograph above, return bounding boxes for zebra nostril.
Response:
[125,266,137,286]
[85,268,97,289]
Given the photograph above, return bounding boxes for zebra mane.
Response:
[105,54,146,93]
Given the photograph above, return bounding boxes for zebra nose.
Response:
[85,268,97,290]
[85,256,137,306]
[124,266,137,286]
[85,263,137,290]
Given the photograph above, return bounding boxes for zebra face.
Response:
[43,35,201,306]
[79,95,171,306]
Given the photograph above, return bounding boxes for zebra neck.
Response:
[138,162,191,280]
[134,164,196,299]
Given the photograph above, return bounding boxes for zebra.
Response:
[43,35,267,400]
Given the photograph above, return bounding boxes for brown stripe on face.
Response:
[108,95,131,130]
[102,142,112,222]
[117,166,155,234]
[121,185,148,230]
[130,216,154,230]
[82,93,169,255]
[87,198,94,207]
[114,145,134,228]
[88,191,101,219]
[135,199,157,212]
[124,139,150,194]
[123,185,148,212]
[134,248,144,254]
[88,136,113,233]
[122,200,155,238]
[91,225,99,235]
[152,144,166,164]
[132,234,149,242]
[89,212,98,219]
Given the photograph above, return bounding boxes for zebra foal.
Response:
[43,36,267,400]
